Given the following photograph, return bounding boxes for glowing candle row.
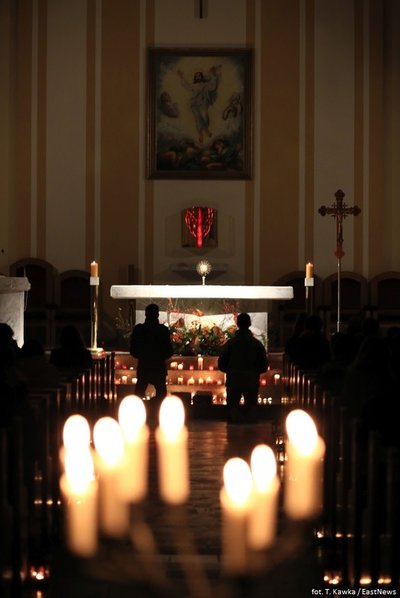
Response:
[220,445,279,573]
[60,395,189,556]
[220,410,325,574]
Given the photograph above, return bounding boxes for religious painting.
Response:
[147,48,252,179]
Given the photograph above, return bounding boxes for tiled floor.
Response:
[9,415,325,598]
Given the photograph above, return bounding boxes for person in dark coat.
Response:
[218,313,268,422]
[130,303,173,404]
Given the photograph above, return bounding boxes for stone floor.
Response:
[8,413,326,598]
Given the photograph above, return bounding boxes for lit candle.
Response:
[197,356,203,370]
[177,376,184,384]
[60,446,98,557]
[93,417,129,536]
[189,364,194,371]
[206,376,213,384]
[61,416,96,556]
[177,363,184,371]
[117,395,149,503]
[261,379,267,386]
[305,262,313,279]
[198,377,204,385]
[274,373,281,384]
[170,361,178,369]
[90,261,99,277]
[284,409,325,520]
[155,396,189,504]
[121,375,128,384]
[248,445,279,550]
[188,376,195,385]
[208,365,214,371]
[220,458,253,574]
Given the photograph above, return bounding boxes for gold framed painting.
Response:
[147,48,252,180]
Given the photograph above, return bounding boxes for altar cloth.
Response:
[110,284,293,300]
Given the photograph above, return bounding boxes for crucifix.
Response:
[318,189,361,332]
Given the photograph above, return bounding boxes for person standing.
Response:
[218,313,268,422]
[130,304,173,405]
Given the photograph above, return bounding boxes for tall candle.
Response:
[117,395,149,503]
[60,447,98,557]
[90,261,99,277]
[155,396,189,504]
[248,445,279,550]
[305,262,313,279]
[220,458,253,574]
[284,409,325,520]
[197,356,203,370]
[93,417,129,536]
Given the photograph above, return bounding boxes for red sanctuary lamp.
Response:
[184,207,215,248]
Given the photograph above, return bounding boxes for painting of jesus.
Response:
[147,48,252,179]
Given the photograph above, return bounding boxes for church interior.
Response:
[1,1,399,596]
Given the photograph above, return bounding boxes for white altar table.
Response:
[110,284,293,300]
[110,284,293,350]
[0,276,31,347]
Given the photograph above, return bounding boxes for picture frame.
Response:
[147,48,252,180]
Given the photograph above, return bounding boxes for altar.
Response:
[110,284,293,350]
[0,276,31,347]
[111,284,293,399]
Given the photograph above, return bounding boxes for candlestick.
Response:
[284,409,325,520]
[220,457,253,574]
[248,445,279,550]
[90,261,99,350]
[155,396,189,505]
[93,417,130,536]
[117,395,149,503]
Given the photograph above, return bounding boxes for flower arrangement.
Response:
[169,317,237,356]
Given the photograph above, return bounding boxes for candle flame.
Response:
[93,417,124,466]
[64,447,94,495]
[118,395,147,442]
[250,444,277,492]
[286,409,319,455]
[159,395,185,441]
[63,414,91,449]
[223,458,253,506]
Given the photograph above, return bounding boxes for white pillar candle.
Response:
[90,261,99,277]
[155,396,189,504]
[220,457,253,575]
[305,262,313,279]
[117,395,149,503]
[93,417,129,536]
[284,409,325,520]
[248,444,279,550]
[60,447,98,557]
[197,356,203,370]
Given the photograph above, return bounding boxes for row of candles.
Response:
[117,374,280,386]
[60,395,325,573]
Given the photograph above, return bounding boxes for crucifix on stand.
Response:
[318,189,361,333]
